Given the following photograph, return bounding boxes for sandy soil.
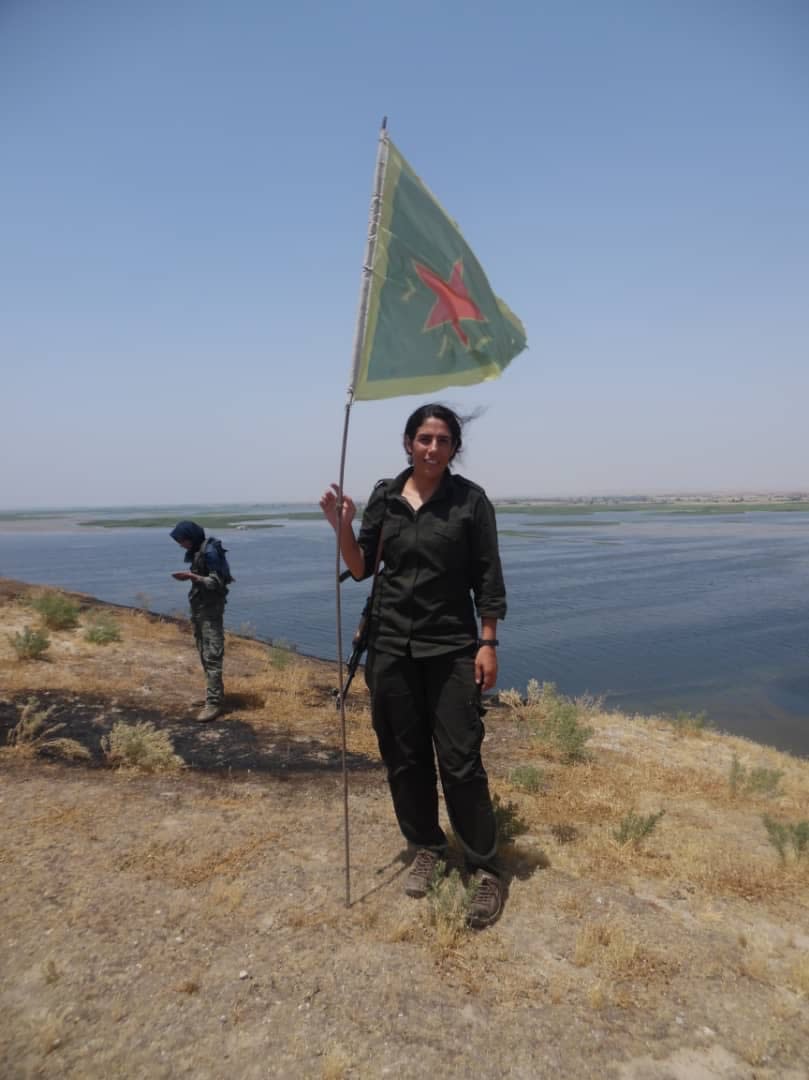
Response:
[1,579,808,1079]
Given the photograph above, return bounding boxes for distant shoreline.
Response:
[1,495,808,531]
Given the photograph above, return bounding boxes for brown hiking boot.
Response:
[196,704,223,722]
[467,870,503,928]
[404,849,442,898]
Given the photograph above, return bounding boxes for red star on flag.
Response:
[413,258,487,346]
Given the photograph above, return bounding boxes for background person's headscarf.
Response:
[170,521,205,564]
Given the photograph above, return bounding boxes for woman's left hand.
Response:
[475,647,498,692]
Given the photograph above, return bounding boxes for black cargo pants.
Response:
[365,647,498,872]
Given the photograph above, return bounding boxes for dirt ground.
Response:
[1,579,808,1080]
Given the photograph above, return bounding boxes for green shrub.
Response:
[30,593,79,630]
[502,681,594,763]
[426,862,477,948]
[102,721,182,772]
[9,626,50,660]
[84,613,121,645]
[670,710,712,736]
[612,810,665,848]
[762,815,809,862]
[729,755,784,798]
[746,766,785,797]
[492,793,530,844]
[269,638,298,669]
[533,684,594,763]
[510,764,544,793]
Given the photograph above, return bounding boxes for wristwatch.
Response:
[477,638,499,648]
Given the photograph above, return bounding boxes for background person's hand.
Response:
[319,484,356,532]
[475,647,498,692]
[172,571,192,581]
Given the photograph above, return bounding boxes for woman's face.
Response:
[406,417,455,478]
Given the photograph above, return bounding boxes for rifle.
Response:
[335,577,371,708]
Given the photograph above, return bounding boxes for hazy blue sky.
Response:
[2,0,807,508]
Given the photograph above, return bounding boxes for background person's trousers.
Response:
[191,607,225,706]
[365,647,498,872]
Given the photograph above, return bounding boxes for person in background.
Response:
[170,521,229,722]
[321,403,507,928]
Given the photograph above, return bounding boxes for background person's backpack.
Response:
[203,537,234,584]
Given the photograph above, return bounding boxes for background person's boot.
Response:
[196,703,223,722]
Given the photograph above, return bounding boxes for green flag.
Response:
[352,138,527,401]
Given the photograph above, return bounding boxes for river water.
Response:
[1,507,807,756]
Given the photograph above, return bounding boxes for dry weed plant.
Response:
[2,697,87,761]
[102,720,182,772]
[7,698,61,746]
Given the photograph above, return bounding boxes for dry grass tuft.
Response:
[687,846,802,901]
[321,1046,352,1080]
[102,720,182,773]
[43,737,93,761]
[787,953,809,997]
[208,880,247,913]
[573,920,676,980]
[739,945,771,984]
[587,981,607,1009]
[117,831,279,887]
[387,915,416,943]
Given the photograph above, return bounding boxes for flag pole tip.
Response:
[381,115,388,131]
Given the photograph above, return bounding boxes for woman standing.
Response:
[321,404,507,927]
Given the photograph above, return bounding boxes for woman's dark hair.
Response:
[403,403,466,462]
